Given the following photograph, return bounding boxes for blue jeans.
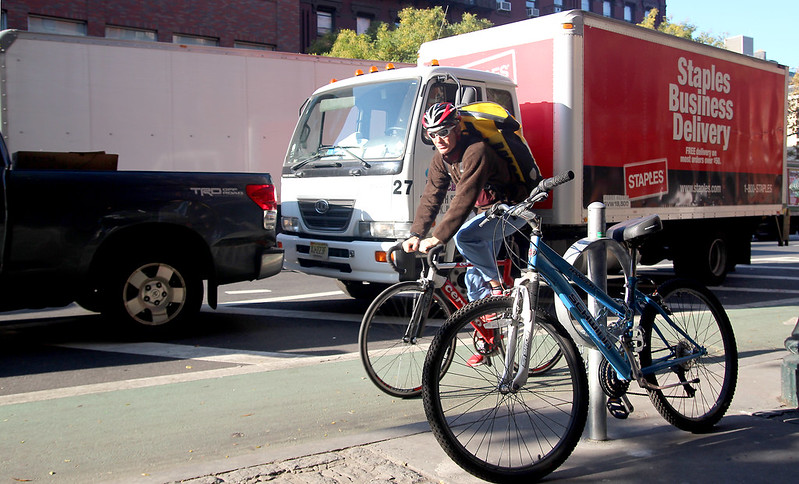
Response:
[453,212,527,302]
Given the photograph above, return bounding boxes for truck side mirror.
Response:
[456,87,477,106]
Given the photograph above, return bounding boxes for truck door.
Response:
[411,79,485,217]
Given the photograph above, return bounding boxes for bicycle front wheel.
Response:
[359,281,453,398]
[422,297,587,483]
[640,278,738,433]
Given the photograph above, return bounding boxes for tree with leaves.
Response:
[638,9,726,47]
[313,7,492,63]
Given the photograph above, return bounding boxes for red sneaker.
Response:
[467,353,486,367]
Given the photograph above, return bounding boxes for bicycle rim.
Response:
[423,297,587,482]
[640,278,738,432]
[359,282,452,398]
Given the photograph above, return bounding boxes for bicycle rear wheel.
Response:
[422,297,587,483]
[359,281,453,398]
[640,278,738,433]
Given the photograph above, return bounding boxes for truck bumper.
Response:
[258,247,285,279]
[278,233,400,284]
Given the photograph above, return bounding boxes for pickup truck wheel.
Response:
[105,256,202,332]
[673,234,728,286]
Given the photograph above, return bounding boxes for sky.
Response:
[664,0,798,70]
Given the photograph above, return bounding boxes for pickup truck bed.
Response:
[0,138,282,332]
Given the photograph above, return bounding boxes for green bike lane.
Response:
[0,352,427,483]
[1,302,797,483]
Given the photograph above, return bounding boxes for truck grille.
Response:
[298,199,354,231]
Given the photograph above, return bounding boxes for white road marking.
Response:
[224,288,273,295]
[1,342,360,406]
[218,290,345,305]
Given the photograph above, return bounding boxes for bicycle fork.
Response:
[499,271,541,393]
[404,279,434,344]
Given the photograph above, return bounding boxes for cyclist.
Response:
[402,102,529,366]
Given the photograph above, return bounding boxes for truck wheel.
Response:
[104,254,203,333]
[336,280,390,300]
[673,234,728,286]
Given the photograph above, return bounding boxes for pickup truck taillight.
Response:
[247,184,278,231]
[246,184,278,211]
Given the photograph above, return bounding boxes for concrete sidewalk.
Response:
[156,349,798,484]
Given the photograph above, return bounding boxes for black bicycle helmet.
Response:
[422,102,460,131]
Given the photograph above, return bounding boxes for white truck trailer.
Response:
[0,29,387,201]
[278,10,789,292]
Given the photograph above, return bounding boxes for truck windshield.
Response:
[285,79,420,170]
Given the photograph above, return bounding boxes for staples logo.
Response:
[460,49,517,83]
[624,159,668,201]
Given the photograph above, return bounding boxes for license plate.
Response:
[309,241,329,259]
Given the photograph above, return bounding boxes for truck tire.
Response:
[673,233,728,286]
[103,253,203,333]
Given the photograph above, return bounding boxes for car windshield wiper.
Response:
[291,145,371,172]
[332,145,371,169]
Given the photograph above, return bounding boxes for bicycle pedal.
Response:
[606,397,630,419]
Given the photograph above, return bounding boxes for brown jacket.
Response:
[410,136,526,243]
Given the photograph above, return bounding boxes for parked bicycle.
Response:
[421,171,738,483]
[359,242,562,398]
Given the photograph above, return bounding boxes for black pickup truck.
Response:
[0,134,283,332]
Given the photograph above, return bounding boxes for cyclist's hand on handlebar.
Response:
[402,236,420,253]
[418,236,442,254]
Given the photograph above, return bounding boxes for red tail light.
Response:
[246,184,277,211]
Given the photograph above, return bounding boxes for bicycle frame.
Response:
[510,222,708,387]
[393,244,514,346]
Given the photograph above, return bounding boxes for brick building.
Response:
[1,1,665,54]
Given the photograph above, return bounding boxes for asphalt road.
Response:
[0,238,797,482]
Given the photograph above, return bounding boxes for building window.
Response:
[317,9,333,35]
[356,15,372,35]
[28,15,87,36]
[603,1,611,17]
[624,4,633,21]
[106,26,157,42]
[173,34,219,47]
[582,0,591,12]
[234,40,276,51]
[1,10,7,30]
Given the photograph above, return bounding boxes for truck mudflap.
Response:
[278,234,401,285]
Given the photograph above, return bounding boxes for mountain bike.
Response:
[359,242,563,398]
[421,171,738,483]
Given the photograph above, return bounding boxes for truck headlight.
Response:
[358,221,412,238]
[281,216,300,233]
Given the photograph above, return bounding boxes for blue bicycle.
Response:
[422,171,738,483]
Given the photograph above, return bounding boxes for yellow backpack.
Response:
[459,102,541,191]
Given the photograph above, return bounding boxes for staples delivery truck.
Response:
[278,10,788,293]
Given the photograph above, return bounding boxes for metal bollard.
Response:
[586,202,608,440]
[781,317,799,407]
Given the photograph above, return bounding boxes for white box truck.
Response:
[0,29,388,201]
[278,10,789,293]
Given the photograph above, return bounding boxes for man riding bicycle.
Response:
[401,101,532,366]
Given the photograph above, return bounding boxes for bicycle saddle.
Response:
[606,214,663,245]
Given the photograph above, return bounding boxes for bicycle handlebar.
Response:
[386,243,403,274]
[386,241,446,275]
[481,170,575,225]
[536,170,575,194]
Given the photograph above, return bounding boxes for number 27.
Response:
[393,180,413,195]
